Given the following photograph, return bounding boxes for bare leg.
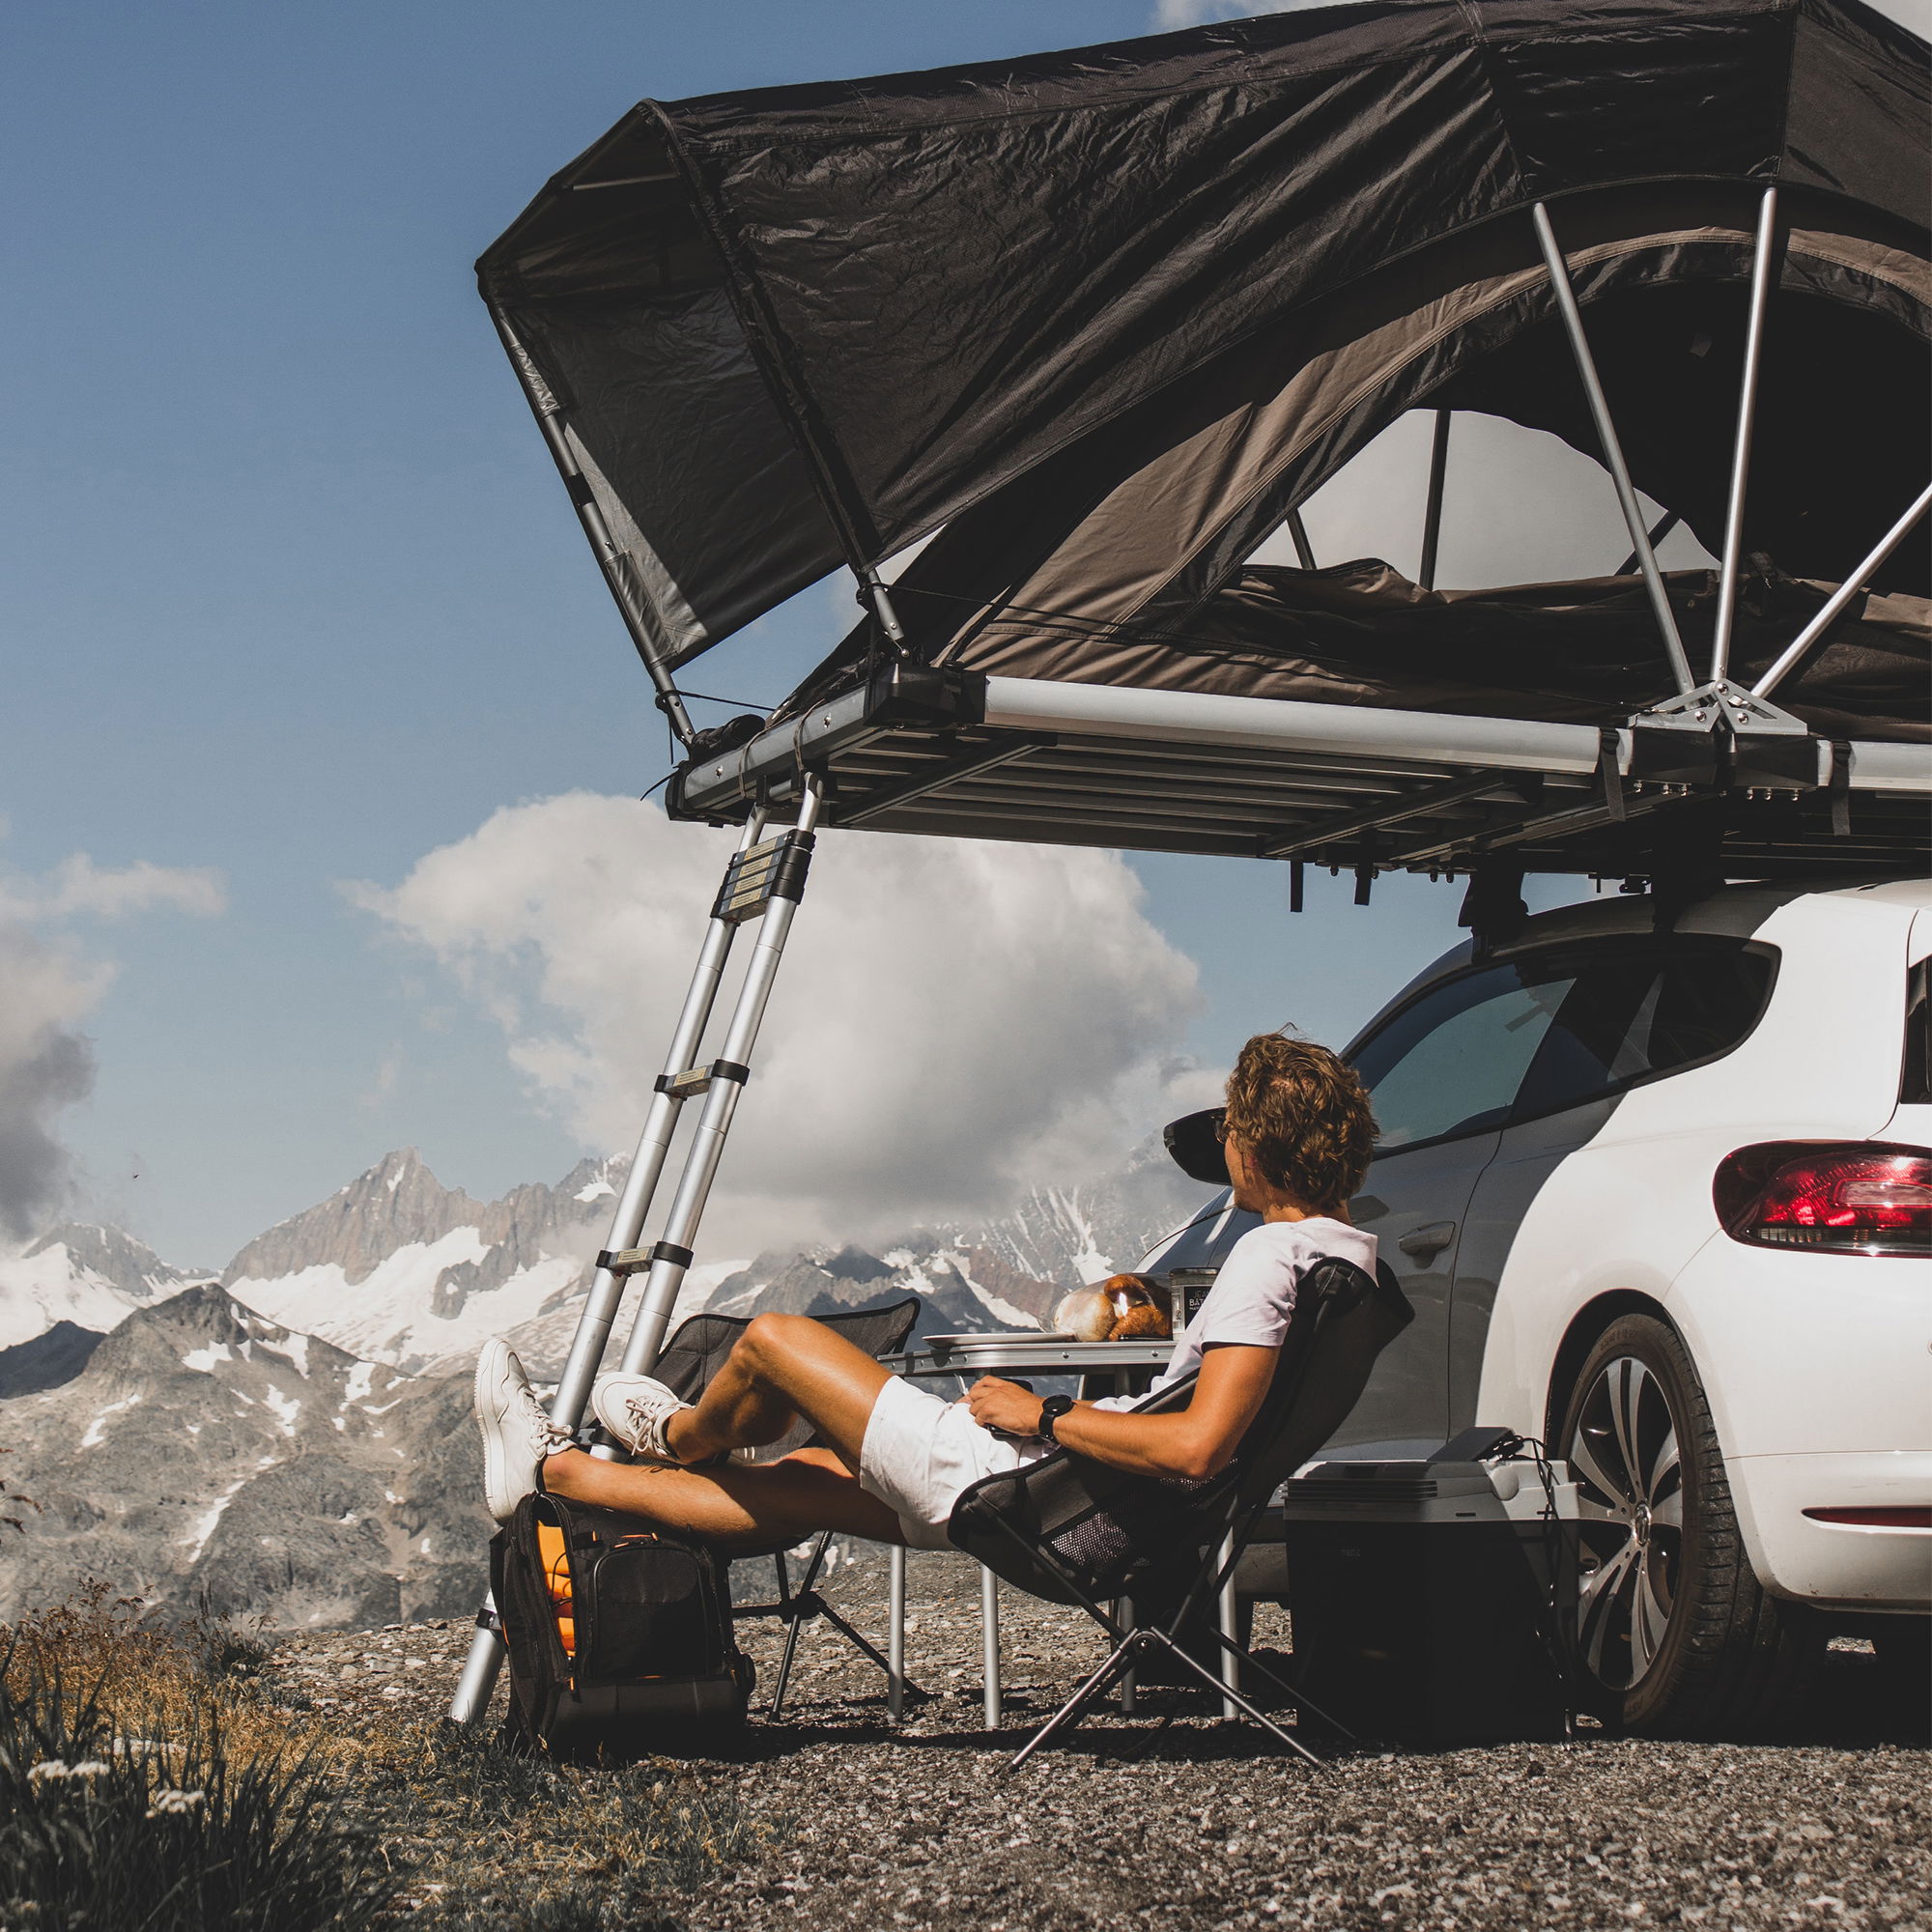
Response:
[544,1445,907,1548]
[665,1313,895,1471]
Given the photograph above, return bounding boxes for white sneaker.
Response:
[474,1339,574,1524]
[590,1371,696,1463]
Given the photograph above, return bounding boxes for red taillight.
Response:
[1715,1143,1932,1258]
[1804,1507,1932,1528]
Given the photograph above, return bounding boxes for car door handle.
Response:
[1399,1221,1458,1258]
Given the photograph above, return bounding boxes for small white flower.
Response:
[67,1761,109,1778]
[146,1788,207,1818]
[27,1760,71,1783]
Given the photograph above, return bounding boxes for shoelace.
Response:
[623,1395,675,1457]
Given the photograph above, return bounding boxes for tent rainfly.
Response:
[478,0,1931,890]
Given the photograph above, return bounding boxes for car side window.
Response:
[1351,965,1577,1151]
[1513,942,1777,1121]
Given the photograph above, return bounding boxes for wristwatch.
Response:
[1037,1394,1076,1443]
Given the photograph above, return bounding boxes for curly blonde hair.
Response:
[1223,1030,1378,1213]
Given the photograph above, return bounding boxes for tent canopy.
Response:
[478,0,1929,675]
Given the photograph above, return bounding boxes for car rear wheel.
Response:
[1558,1313,1821,1736]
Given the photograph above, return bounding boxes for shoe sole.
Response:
[474,1339,532,1525]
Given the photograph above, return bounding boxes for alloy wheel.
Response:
[1565,1353,1685,1690]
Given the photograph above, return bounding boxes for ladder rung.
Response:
[711,832,814,924]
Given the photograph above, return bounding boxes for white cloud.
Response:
[0,848,226,1241]
[0,854,226,923]
[1151,1,1299,28]
[353,794,1203,1252]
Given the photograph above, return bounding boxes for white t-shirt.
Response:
[1088,1215,1378,1414]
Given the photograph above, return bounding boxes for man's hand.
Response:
[963,1376,1049,1437]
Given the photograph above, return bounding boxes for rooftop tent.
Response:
[479,0,1930,881]
[478,0,1927,668]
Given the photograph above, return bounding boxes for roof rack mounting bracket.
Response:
[1633,682,1810,737]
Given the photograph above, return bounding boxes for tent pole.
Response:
[1287,507,1318,572]
[1617,510,1680,577]
[1751,481,1932,699]
[1418,409,1451,591]
[859,563,911,657]
[490,308,697,747]
[1710,185,1779,687]
[1532,203,1695,696]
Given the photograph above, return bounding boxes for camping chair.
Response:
[948,1256,1413,1772]
[648,1296,923,1717]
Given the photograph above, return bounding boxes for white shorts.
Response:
[858,1377,1040,1550]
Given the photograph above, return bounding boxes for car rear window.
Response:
[1512,940,1777,1121]
[1350,937,1777,1152]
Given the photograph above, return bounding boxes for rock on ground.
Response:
[261,1547,1929,1931]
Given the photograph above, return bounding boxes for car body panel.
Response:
[1725,1451,1932,1611]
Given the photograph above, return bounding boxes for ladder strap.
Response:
[766,830,814,903]
[650,1241,695,1271]
[709,1060,750,1086]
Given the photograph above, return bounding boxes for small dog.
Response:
[1051,1273,1173,1342]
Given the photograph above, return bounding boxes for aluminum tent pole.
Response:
[1286,507,1319,572]
[490,308,696,748]
[1710,186,1779,687]
[1418,409,1451,591]
[448,807,772,1726]
[1532,202,1696,696]
[616,777,826,1378]
[1751,481,1932,699]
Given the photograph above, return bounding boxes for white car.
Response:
[1145,875,1931,1734]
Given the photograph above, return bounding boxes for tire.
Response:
[1556,1313,1821,1736]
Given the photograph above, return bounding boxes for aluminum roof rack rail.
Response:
[668,669,1929,885]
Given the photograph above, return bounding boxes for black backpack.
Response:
[491,1490,753,1760]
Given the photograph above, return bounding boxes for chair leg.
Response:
[1004,1629,1142,1776]
[769,1533,928,1719]
[1139,1629,1322,1768]
[1193,1622,1358,1744]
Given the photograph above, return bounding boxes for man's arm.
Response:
[962,1344,1276,1483]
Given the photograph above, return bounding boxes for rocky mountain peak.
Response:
[23,1222,206,1298]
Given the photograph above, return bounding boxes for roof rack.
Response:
[668,665,1926,884]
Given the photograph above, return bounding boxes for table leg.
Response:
[980,1564,1002,1728]
[1217,1531,1240,1720]
[887,1543,907,1723]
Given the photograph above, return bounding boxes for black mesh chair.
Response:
[949,1256,1413,1771]
[649,1296,922,1717]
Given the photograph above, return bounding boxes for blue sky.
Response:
[8,2,1918,1266]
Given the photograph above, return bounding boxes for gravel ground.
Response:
[263,1547,1929,1930]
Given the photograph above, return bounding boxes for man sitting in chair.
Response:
[476,1032,1378,1548]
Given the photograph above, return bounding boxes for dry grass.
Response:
[0,1587,781,1930]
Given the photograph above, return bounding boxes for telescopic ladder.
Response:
[447,777,823,1724]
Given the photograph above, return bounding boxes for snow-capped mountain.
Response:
[0,1223,208,1352]
[0,1282,481,1628]
[0,1135,1218,1629]
[224,1149,627,1374]
[0,1224,212,1396]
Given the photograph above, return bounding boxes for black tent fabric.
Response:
[479,0,1928,673]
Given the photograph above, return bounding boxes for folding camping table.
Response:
[883,1333,1177,1728]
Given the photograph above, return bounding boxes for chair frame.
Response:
[946,1256,1413,1773]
